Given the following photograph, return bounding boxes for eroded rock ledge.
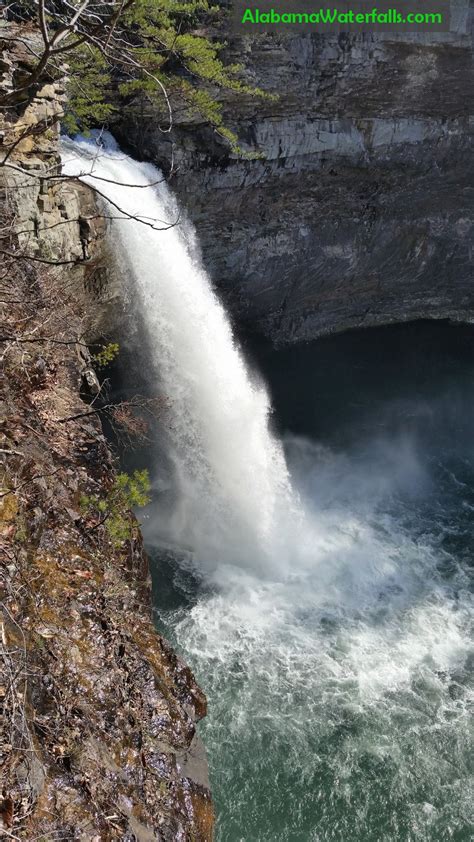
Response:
[117,5,474,343]
[1,26,213,841]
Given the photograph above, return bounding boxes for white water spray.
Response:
[62,133,302,571]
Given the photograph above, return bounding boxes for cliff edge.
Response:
[0,26,213,841]
[117,3,474,343]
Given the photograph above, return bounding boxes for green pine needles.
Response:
[80,470,151,547]
[92,343,120,369]
[10,1,271,154]
[62,46,116,136]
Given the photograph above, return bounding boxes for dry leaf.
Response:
[0,797,13,829]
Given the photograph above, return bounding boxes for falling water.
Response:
[62,132,303,573]
[61,135,473,841]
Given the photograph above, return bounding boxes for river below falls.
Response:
[149,321,473,842]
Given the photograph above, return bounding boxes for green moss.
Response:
[0,490,18,527]
[14,513,28,543]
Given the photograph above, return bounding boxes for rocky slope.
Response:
[1,26,213,840]
[117,3,474,343]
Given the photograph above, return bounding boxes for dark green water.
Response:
[146,321,473,841]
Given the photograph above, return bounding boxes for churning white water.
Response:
[61,135,473,841]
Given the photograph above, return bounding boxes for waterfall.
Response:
[61,133,300,571]
[61,135,473,841]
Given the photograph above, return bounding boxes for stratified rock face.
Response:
[0,24,124,342]
[117,6,474,343]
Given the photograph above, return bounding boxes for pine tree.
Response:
[7,1,270,153]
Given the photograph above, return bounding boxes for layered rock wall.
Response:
[0,25,122,341]
[117,3,474,342]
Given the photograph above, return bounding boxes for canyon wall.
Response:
[117,2,474,343]
[1,28,213,840]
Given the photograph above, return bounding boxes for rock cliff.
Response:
[1,26,213,840]
[117,3,474,343]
